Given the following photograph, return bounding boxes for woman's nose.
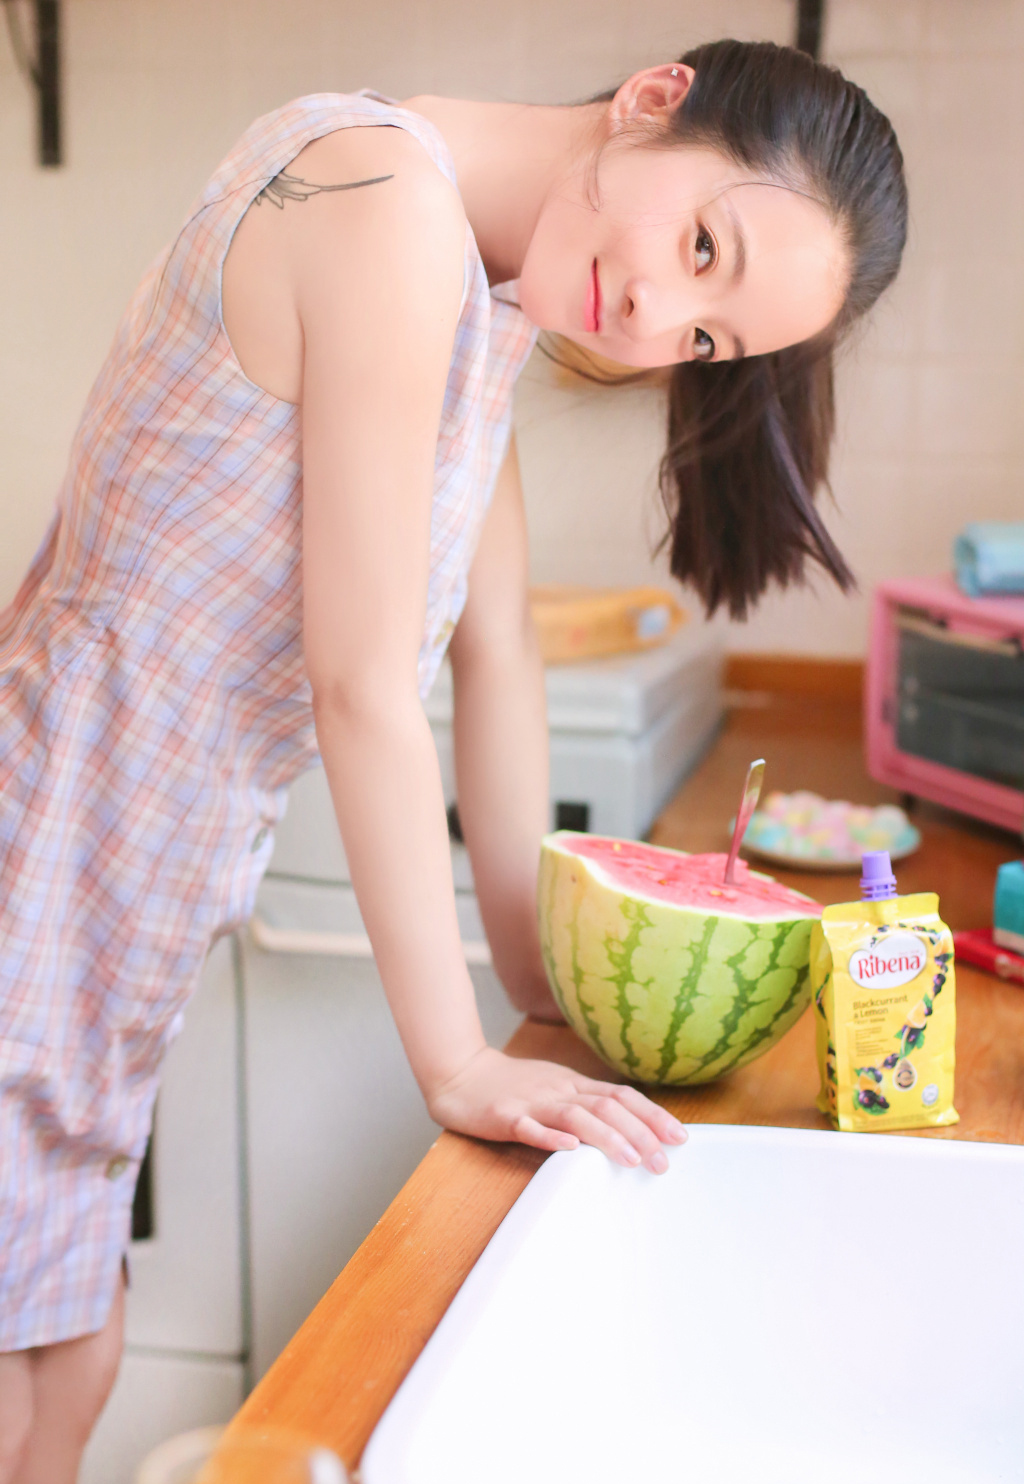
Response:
[620,277,694,344]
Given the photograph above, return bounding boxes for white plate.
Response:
[742,826,921,873]
[362,1125,1024,1484]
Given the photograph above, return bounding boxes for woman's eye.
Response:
[693,328,716,362]
[695,228,716,271]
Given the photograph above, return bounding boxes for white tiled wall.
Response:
[0,1,1019,655]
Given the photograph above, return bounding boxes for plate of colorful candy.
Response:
[738,790,921,871]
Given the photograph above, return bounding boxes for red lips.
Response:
[586,258,602,334]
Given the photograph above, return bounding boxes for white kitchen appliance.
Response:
[426,619,725,840]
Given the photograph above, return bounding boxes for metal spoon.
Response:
[724,758,766,885]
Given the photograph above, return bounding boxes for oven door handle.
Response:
[249,913,492,965]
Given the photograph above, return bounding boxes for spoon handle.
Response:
[724,758,766,885]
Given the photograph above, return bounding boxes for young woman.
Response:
[0,39,906,1482]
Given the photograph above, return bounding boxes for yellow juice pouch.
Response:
[812,852,957,1133]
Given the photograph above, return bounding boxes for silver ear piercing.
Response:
[671,67,679,76]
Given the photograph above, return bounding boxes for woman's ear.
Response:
[609,63,694,131]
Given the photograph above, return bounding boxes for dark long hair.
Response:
[583,39,908,618]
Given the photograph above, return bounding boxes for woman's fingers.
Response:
[550,1103,647,1170]
[606,1083,688,1146]
[569,1076,688,1147]
[578,1093,671,1174]
[511,1114,579,1154]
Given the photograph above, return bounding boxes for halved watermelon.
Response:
[538,832,822,1085]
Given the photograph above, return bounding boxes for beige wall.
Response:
[0,0,1020,654]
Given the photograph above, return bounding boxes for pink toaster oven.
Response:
[866,576,1024,834]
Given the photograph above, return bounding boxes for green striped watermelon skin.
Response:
[538,836,817,1086]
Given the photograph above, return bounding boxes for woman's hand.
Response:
[426,1047,687,1173]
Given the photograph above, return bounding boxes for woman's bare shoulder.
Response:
[223,119,465,403]
[279,121,464,219]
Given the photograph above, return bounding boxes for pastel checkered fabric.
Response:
[0,92,538,1349]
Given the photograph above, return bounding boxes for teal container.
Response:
[994,860,1024,953]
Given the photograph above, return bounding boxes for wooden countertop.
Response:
[231,691,1024,1471]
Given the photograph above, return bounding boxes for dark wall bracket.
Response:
[796,0,825,60]
[2,0,62,167]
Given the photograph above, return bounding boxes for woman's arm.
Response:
[293,127,684,1168]
[448,437,562,1021]
[297,128,481,1095]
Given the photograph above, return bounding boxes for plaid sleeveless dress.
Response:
[0,91,538,1350]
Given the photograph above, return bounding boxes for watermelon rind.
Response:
[538,832,819,1086]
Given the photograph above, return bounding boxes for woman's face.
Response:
[517,69,849,368]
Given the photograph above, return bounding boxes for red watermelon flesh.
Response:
[563,835,822,919]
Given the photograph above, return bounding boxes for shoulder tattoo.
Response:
[254,169,395,209]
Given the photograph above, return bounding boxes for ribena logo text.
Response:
[856,951,924,979]
[848,932,927,990]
